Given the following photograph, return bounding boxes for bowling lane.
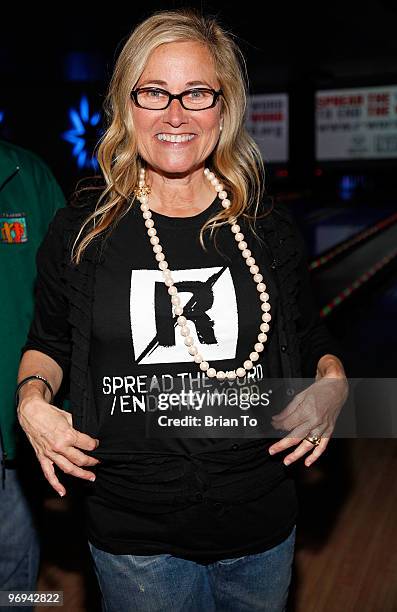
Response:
[327,267,397,378]
[310,221,397,308]
[294,205,396,257]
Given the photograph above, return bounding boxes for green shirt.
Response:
[0,140,66,461]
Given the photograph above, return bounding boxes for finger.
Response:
[283,438,327,466]
[268,421,317,455]
[72,431,100,452]
[39,455,66,497]
[303,437,329,466]
[304,427,333,466]
[62,446,100,467]
[47,450,96,481]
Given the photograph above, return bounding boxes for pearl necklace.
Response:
[134,167,271,381]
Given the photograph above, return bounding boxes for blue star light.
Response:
[62,95,102,170]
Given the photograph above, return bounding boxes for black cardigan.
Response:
[22,195,342,438]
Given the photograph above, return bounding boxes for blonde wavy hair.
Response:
[72,8,269,264]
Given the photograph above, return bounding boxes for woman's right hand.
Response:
[17,396,100,497]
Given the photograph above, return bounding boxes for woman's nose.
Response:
[164,98,187,126]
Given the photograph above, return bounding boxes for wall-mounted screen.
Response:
[316,85,397,161]
[245,93,289,163]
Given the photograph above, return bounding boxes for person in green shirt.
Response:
[0,139,65,598]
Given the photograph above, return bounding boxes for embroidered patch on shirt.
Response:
[0,213,28,243]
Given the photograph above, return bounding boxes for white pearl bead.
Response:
[250,265,259,274]
[150,236,160,245]
[164,277,174,287]
[168,286,177,295]
[200,361,209,371]
[147,228,156,237]
[218,191,228,200]
[162,268,171,276]
[260,322,270,333]
[253,273,263,283]
[158,261,168,270]
[261,303,271,312]
[174,306,184,316]
[194,353,203,363]
[207,368,216,378]
[238,241,247,250]
[143,210,152,219]
[250,352,259,362]
[180,326,189,336]
[246,257,255,266]
[204,168,210,176]
[140,195,148,205]
[153,244,162,253]
[260,292,269,302]
[140,203,149,212]
[155,252,165,262]
[216,371,226,380]
[145,219,154,228]
[208,172,215,181]
[222,199,231,208]
[215,183,223,192]
[262,313,271,322]
[184,337,194,346]
[236,367,246,378]
[171,295,180,305]
[243,360,253,370]
[188,345,198,355]
[242,249,251,258]
[254,342,264,353]
[258,333,267,343]
[257,283,266,292]
[231,224,240,233]
[177,315,187,326]
[226,371,237,380]
[235,233,244,242]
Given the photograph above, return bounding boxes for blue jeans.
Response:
[89,525,296,612]
[0,467,40,611]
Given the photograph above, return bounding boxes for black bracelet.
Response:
[15,375,54,407]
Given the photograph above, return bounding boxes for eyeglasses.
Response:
[130,87,223,111]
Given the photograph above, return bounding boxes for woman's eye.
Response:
[188,90,205,98]
[147,90,164,98]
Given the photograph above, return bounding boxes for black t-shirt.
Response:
[85,195,298,562]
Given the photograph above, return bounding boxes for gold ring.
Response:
[304,433,322,446]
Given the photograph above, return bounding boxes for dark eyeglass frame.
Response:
[130,87,223,111]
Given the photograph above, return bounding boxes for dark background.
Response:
[1,0,397,198]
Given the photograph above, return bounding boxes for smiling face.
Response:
[131,41,222,177]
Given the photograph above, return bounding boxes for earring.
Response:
[220,122,223,132]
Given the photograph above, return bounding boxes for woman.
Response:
[16,9,348,612]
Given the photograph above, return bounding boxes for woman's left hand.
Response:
[268,354,349,467]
